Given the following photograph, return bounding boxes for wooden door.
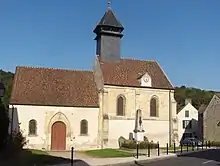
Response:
[51,121,66,150]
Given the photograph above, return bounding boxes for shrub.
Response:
[0,104,9,151]
[11,131,27,150]
[211,141,220,147]
[144,136,149,142]
[121,139,158,149]
[4,130,27,157]
[118,136,126,148]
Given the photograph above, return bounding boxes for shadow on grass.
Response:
[0,149,90,166]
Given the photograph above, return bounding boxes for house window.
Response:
[28,119,37,136]
[80,119,88,135]
[185,110,189,117]
[150,97,159,117]
[117,95,125,116]
[182,120,192,129]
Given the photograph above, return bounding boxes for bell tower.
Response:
[93,0,124,62]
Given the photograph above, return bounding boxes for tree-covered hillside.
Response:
[0,70,14,107]
[0,69,216,109]
[174,86,215,110]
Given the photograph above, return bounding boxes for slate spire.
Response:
[93,2,124,36]
[94,0,124,62]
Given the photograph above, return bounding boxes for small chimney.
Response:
[185,98,192,105]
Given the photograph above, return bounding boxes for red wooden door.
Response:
[51,121,66,150]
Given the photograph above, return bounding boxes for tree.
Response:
[0,69,14,107]
[0,100,9,150]
[174,86,215,110]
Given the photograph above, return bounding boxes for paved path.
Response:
[47,148,217,166]
[47,149,169,166]
[124,149,220,166]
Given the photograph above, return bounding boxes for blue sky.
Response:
[0,0,220,90]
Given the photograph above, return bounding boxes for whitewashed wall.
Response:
[8,104,99,151]
[177,103,198,142]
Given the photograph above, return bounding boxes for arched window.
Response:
[80,119,88,135]
[117,95,125,116]
[150,97,159,117]
[28,119,37,136]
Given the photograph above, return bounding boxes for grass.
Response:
[84,148,134,158]
[0,149,71,166]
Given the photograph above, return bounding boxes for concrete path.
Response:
[48,154,176,166]
[47,148,216,166]
[47,149,171,166]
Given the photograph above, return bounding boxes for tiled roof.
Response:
[99,58,174,89]
[10,66,99,107]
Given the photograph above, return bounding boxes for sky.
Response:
[0,0,220,91]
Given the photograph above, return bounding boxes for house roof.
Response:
[10,66,99,107]
[177,105,185,114]
[215,93,220,99]
[99,58,174,89]
[95,7,123,29]
[198,104,207,114]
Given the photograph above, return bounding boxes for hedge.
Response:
[120,140,158,149]
[211,141,220,147]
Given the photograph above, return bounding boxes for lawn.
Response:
[84,148,134,158]
[0,149,71,166]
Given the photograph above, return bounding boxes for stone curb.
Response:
[99,154,176,166]
[99,148,216,166]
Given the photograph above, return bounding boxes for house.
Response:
[9,2,177,151]
[198,104,207,141]
[203,93,220,142]
[177,99,199,142]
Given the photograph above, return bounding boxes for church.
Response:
[9,2,177,151]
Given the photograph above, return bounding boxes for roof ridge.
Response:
[16,66,92,73]
[121,58,157,62]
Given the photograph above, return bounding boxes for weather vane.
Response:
[108,0,111,8]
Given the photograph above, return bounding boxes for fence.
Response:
[69,141,212,164]
[135,140,212,159]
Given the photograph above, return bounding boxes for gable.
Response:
[99,57,173,89]
[204,94,220,130]
[10,66,99,107]
[177,103,198,118]
[204,94,220,118]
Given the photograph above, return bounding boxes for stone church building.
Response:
[9,3,177,151]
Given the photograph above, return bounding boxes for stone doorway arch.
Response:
[47,112,71,151]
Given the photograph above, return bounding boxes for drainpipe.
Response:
[169,90,172,146]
